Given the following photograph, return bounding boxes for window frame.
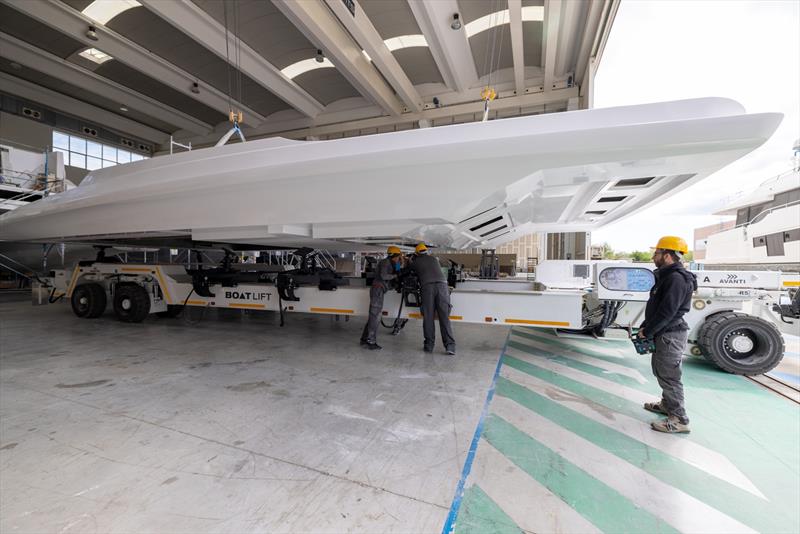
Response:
[51,130,149,171]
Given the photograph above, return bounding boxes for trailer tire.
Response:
[698,312,785,375]
[71,283,106,318]
[157,305,182,318]
[113,284,150,323]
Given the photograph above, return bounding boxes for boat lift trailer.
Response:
[41,262,584,329]
[36,260,799,376]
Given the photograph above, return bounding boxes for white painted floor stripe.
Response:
[504,345,654,405]
[491,396,757,534]
[469,440,602,534]
[501,366,766,500]
[527,330,629,357]
[511,333,649,384]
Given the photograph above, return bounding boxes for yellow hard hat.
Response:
[387,245,402,255]
[415,243,428,253]
[654,236,688,255]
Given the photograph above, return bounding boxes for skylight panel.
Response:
[465,6,545,38]
[82,0,141,25]
[280,57,335,80]
[383,34,428,52]
[79,48,114,64]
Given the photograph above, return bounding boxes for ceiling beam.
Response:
[272,0,404,116]
[0,32,213,136]
[180,86,579,146]
[407,0,478,93]
[324,0,422,113]
[139,0,324,119]
[508,0,525,96]
[0,72,170,143]
[2,0,266,126]
[541,0,562,93]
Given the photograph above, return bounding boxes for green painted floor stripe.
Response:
[507,339,651,391]
[484,414,678,534]
[503,354,651,422]
[495,376,787,533]
[454,484,524,534]
[514,328,631,358]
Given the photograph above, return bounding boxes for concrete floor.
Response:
[3,295,799,533]
[0,296,507,533]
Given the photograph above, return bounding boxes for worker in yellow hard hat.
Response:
[408,243,456,355]
[639,235,697,434]
[360,245,405,350]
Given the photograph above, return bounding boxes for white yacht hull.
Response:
[0,98,782,251]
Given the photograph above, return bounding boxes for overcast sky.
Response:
[591,0,799,252]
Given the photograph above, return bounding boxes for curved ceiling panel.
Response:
[469,27,514,79]
[93,61,226,126]
[0,4,85,60]
[106,6,290,117]
[459,0,508,23]
[192,0,314,69]
[0,57,176,134]
[359,0,423,38]
[293,69,361,106]
[522,21,544,68]
[393,48,444,85]
[191,0,361,106]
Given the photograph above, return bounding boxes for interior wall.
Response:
[0,110,90,184]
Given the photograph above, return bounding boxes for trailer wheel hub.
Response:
[121,298,132,311]
[726,330,755,354]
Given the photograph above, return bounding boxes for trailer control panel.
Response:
[596,264,655,301]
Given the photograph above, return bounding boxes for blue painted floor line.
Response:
[441,330,511,534]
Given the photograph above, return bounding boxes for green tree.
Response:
[601,242,616,259]
[630,250,651,262]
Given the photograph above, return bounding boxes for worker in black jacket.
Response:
[638,235,697,434]
[408,243,456,355]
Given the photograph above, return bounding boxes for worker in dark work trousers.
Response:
[638,235,697,434]
[408,243,456,355]
[360,246,404,350]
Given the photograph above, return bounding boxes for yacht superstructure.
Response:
[703,147,800,270]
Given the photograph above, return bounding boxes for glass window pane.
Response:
[86,141,102,159]
[69,152,86,169]
[53,131,70,150]
[102,159,116,168]
[102,145,117,161]
[117,150,131,163]
[131,153,143,162]
[69,136,86,154]
[86,156,102,171]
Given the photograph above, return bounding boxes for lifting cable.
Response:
[481,1,505,122]
[222,2,244,129]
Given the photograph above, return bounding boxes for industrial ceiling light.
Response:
[315,49,325,63]
[119,105,128,112]
[451,13,461,30]
[78,47,113,64]
[85,26,99,41]
[191,82,200,94]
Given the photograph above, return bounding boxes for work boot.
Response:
[359,339,369,346]
[365,342,382,351]
[651,416,690,434]
[423,345,434,353]
[445,346,456,355]
[643,401,668,415]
